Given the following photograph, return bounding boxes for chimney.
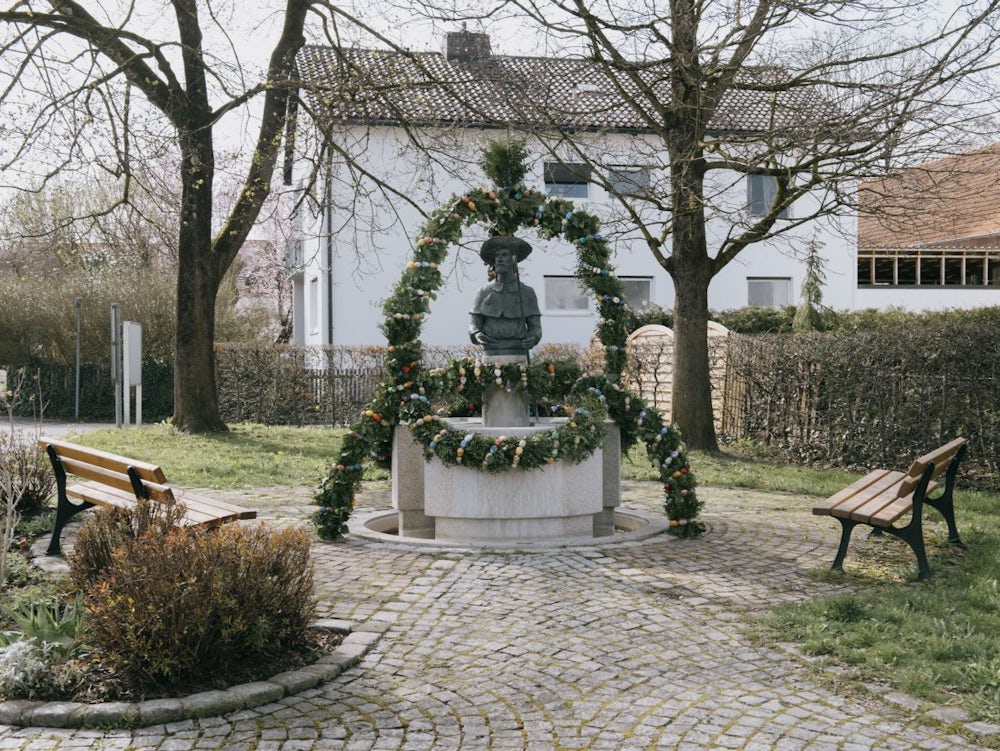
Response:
[444,30,492,62]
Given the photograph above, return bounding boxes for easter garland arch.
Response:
[314,141,702,540]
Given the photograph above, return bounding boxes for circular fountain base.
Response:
[350,507,670,549]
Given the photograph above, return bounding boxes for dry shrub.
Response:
[0,435,53,517]
[70,506,315,691]
[66,500,188,592]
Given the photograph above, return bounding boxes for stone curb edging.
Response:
[0,621,381,730]
[774,642,1000,742]
[871,683,1000,741]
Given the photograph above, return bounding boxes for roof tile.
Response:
[859,143,1000,249]
[296,43,828,134]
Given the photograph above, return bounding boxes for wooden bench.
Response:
[812,437,967,581]
[40,437,257,556]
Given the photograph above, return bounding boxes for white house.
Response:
[286,31,863,351]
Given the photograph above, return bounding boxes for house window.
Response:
[618,276,653,308]
[308,276,320,334]
[857,248,1000,287]
[544,162,590,199]
[747,277,792,308]
[545,276,590,312]
[607,168,651,198]
[747,175,789,218]
[286,238,303,269]
[897,255,917,285]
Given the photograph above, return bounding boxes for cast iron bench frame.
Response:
[40,437,257,556]
[811,437,967,581]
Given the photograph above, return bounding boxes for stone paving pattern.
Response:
[2,480,997,750]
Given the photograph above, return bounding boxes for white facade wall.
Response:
[288,126,862,349]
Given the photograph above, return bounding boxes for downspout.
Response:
[325,167,334,347]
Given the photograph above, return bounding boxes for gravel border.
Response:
[0,621,381,729]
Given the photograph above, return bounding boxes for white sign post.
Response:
[111,304,122,428]
[122,321,142,427]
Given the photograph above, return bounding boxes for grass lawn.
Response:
[66,426,1000,724]
[756,483,1000,725]
[65,423,370,488]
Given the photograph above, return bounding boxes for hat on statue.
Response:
[479,235,533,266]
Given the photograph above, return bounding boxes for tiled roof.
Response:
[296,43,828,134]
[858,142,1000,249]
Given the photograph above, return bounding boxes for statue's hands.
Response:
[521,334,540,350]
[472,330,495,347]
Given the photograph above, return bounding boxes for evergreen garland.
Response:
[314,139,703,540]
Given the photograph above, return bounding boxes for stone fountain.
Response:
[362,236,644,546]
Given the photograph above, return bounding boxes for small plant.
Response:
[0,434,53,517]
[0,367,53,590]
[824,595,866,624]
[792,236,830,333]
[0,639,49,699]
[0,599,84,655]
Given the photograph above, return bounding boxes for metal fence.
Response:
[304,367,383,426]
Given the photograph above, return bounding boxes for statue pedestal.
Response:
[480,354,530,428]
[482,384,529,427]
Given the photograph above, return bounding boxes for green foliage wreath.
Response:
[314,140,703,540]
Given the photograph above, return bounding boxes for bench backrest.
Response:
[898,437,967,497]
[39,438,176,503]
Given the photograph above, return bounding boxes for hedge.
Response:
[722,311,1000,487]
[2,344,476,426]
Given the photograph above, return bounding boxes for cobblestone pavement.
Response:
[1,481,995,750]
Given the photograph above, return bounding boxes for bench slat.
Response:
[863,481,940,526]
[56,456,146,498]
[171,490,258,520]
[829,476,908,519]
[811,470,903,516]
[850,487,912,525]
[67,484,247,527]
[865,493,916,527]
[831,480,905,520]
[57,457,176,502]
[900,437,967,496]
[66,484,135,512]
[39,438,166,484]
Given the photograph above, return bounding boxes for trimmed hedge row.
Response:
[722,310,1000,487]
[4,344,474,426]
[5,362,174,422]
[10,307,1000,491]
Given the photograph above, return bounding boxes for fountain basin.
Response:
[391,418,622,544]
[425,420,603,542]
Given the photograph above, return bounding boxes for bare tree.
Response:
[0,0,315,432]
[381,0,1000,449]
[0,163,181,276]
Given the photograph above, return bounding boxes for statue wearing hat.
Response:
[469,236,542,357]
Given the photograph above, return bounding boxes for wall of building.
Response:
[289,126,859,349]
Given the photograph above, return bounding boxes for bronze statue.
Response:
[469,236,542,356]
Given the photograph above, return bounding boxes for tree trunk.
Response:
[670,254,718,451]
[668,140,720,451]
[172,131,227,433]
